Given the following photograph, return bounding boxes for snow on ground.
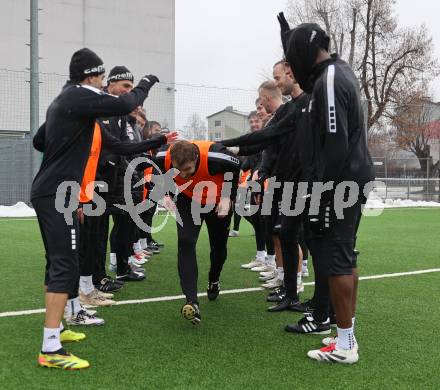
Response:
[1,196,439,218]
[0,202,36,217]
[365,192,440,209]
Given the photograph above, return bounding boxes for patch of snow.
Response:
[0,202,36,217]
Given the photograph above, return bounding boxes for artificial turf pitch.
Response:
[0,208,439,389]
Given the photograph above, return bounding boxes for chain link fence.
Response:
[0,69,256,205]
[2,68,440,205]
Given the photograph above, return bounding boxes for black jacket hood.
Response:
[278,13,329,93]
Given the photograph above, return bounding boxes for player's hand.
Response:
[138,74,159,93]
[277,12,290,34]
[77,208,84,224]
[251,170,259,181]
[163,195,176,211]
[165,132,179,144]
[215,197,231,218]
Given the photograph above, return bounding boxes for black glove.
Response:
[277,12,291,55]
[137,75,159,94]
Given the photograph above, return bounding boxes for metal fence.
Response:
[372,157,440,201]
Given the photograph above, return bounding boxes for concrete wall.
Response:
[0,0,175,131]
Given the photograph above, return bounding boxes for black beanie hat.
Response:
[277,14,330,93]
[107,66,134,84]
[69,48,105,82]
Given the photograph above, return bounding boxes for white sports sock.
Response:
[42,327,62,353]
[133,241,142,255]
[59,322,64,332]
[277,266,284,280]
[139,238,148,250]
[266,254,276,263]
[79,275,94,295]
[336,326,357,350]
[110,253,117,266]
[65,296,83,318]
[256,251,266,261]
[297,272,302,285]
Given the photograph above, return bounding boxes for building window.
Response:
[215,132,221,140]
[215,120,221,127]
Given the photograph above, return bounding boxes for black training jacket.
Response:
[310,55,375,184]
[31,80,154,200]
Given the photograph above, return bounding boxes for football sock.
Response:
[79,275,94,295]
[256,251,266,261]
[42,327,62,353]
[133,241,142,255]
[336,326,357,350]
[277,266,284,280]
[139,238,148,250]
[266,254,276,263]
[110,253,117,267]
[65,296,82,317]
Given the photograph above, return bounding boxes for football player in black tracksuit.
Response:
[238,112,275,268]
[31,48,172,370]
[277,15,375,363]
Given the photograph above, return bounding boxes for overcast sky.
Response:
[176,0,440,100]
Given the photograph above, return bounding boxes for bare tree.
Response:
[285,0,439,130]
[286,0,358,64]
[392,92,440,180]
[183,113,207,140]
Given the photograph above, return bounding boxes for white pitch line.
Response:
[1,268,439,319]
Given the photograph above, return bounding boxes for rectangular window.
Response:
[215,132,221,140]
[215,120,221,127]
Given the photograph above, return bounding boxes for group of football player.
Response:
[32,12,374,370]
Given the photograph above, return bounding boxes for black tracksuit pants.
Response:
[139,203,158,243]
[279,215,302,300]
[78,207,110,285]
[87,211,110,285]
[243,194,275,255]
[176,194,232,303]
[110,213,137,275]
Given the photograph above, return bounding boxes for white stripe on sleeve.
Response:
[326,65,336,134]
